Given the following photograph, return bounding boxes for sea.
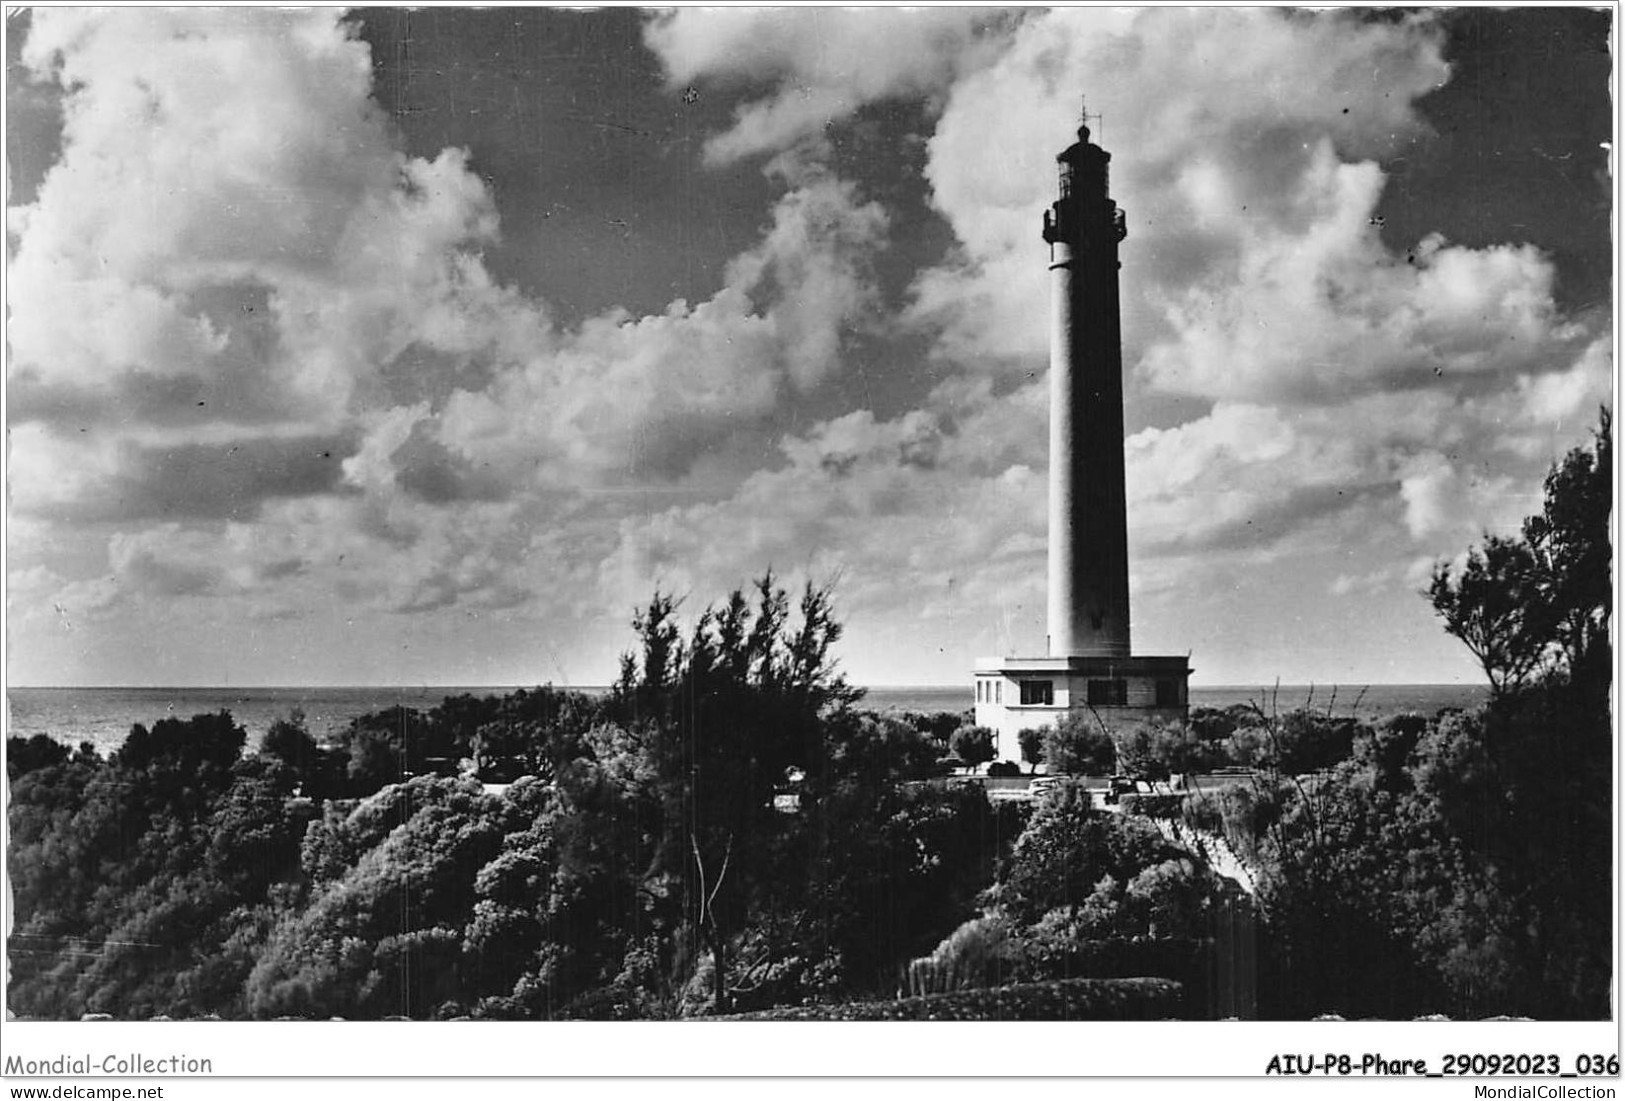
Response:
[5,683,1490,757]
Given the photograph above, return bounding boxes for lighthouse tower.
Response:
[972,104,1190,762]
[1044,108,1132,660]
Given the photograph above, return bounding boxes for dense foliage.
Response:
[1186,410,1612,1018]
[7,578,1021,1020]
[895,778,1247,1017]
[8,713,311,1019]
[6,416,1608,1020]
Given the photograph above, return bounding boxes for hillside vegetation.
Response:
[6,415,1609,1019]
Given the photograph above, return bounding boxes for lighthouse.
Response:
[972,104,1190,761]
[1044,107,1131,659]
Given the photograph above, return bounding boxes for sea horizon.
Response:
[7,681,1492,759]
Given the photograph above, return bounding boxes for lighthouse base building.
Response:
[973,655,1190,760]
[973,105,1189,767]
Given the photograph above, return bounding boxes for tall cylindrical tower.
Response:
[1042,110,1131,658]
[972,104,1189,759]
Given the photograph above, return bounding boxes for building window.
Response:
[1156,678,1181,707]
[977,680,984,703]
[1087,679,1127,706]
[1020,680,1053,706]
[995,681,1003,704]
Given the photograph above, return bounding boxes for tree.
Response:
[799,775,1024,998]
[610,574,861,1014]
[993,778,1184,926]
[261,712,318,772]
[900,710,964,748]
[466,687,606,783]
[259,710,346,798]
[948,725,995,772]
[1522,407,1611,682]
[5,711,317,1019]
[1123,858,1214,939]
[1428,535,1552,697]
[1043,712,1116,775]
[1220,708,1360,777]
[1115,721,1209,781]
[116,710,245,775]
[1430,407,1611,698]
[1242,410,1618,1018]
[7,734,69,780]
[247,775,508,1019]
[1017,728,1046,774]
[824,714,941,785]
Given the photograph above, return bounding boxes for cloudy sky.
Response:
[5,7,1613,689]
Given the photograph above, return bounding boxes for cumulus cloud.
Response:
[8,8,548,538]
[1330,568,1399,598]
[1397,452,1522,543]
[60,433,358,524]
[903,6,1606,401]
[898,5,1608,580]
[644,8,1017,163]
[1139,214,1587,405]
[7,8,1608,688]
[47,524,280,623]
[592,378,1409,666]
[908,7,1455,368]
[1504,334,1616,453]
[596,397,1052,633]
[10,11,503,422]
[1125,404,1364,553]
[436,169,889,488]
[9,9,893,635]
[49,489,546,627]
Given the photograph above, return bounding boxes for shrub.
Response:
[1275,710,1361,774]
[1123,859,1213,939]
[986,760,1022,778]
[903,913,1012,996]
[1189,707,1239,743]
[1118,793,1184,819]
